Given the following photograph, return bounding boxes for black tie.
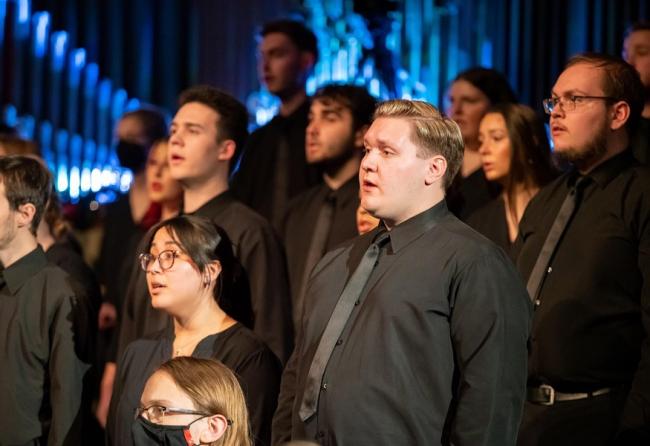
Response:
[299,231,390,421]
[295,193,336,326]
[526,176,589,304]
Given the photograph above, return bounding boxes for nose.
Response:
[478,141,489,155]
[360,149,377,172]
[169,131,182,147]
[306,119,318,137]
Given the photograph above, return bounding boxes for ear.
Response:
[300,51,316,73]
[15,203,36,230]
[353,125,369,149]
[217,140,237,162]
[197,414,229,443]
[424,155,447,186]
[609,100,630,131]
[205,260,222,284]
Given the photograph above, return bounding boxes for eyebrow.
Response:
[170,121,206,131]
[140,398,176,407]
[150,241,180,249]
[550,89,590,97]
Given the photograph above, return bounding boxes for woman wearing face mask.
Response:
[133,356,252,446]
[106,215,280,446]
[466,103,557,260]
[445,67,518,220]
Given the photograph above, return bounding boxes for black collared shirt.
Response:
[231,99,321,230]
[116,191,293,365]
[0,247,90,445]
[467,196,520,262]
[273,201,532,446]
[282,176,360,325]
[108,323,281,446]
[516,150,650,431]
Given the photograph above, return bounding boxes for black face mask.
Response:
[116,140,148,172]
[132,416,201,446]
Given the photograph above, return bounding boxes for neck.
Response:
[0,232,38,268]
[278,89,307,117]
[576,134,628,175]
[160,200,181,221]
[323,154,360,190]
[461,145,482,177]
[182,175,229,214]
[383,191,445,230]
[173,296,232,335]
[643,101,650,119]
[36,221,56,252]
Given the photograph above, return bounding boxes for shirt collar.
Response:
[269,98,310,127]
[2,246,48,295]
[323,175,359,203]
[383,199,449,253]
[190,190,234,218]
[569,149,637,189]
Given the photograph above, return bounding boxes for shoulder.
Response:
[466,198,504,228]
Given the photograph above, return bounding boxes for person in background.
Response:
[467,103,556,261]
[107,215,280,446]
[231,19,321,231]
[445,67,517,219]
[134,356,252,446]
[355,204,380,235]
[282,84,376,326]
[622,21,650,164]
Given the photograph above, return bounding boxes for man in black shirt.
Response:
[516,54,650,445]
[231,20,321,230]
[0,156,90,445]
[623,21,650,164]
[113,86,292,363]
[273,100,531,445]
[283,85,376,326]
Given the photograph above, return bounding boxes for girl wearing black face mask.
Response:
[133,357,252,446]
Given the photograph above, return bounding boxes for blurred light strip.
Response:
[32,11,49,57]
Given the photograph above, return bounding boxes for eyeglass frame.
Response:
[542,95,619,115]
[134,405,234,425]
[139,249,181,272]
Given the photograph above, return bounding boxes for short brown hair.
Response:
[566,53,644,136]
[373,100,464,189]
[0,155,52,234]
[157,357,252,446]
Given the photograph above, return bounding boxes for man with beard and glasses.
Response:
[623,21,650,164]
[281,85,376,326]
[516,53,650,445]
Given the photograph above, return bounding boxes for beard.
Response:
[554,121,608,171]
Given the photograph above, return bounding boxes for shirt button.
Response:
[322,383,328,390]
[317,431,325,438]
[354,300,360,306]
[336,339,343,346]
[535,299,541,307]
[547,266,553,273]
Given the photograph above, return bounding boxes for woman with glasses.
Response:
[467,103,557,260]
[106,215,281,446]
[133,356,252,446]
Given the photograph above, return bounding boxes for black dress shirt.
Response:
[116,191,293,365]
[632,117,650,165]
[516,150,650,433]
[231,100,321,230]
[447,168,500,220]
[0,247,91,445]
[467,196,520,262]
[107,323,281,446]
[282,177,360,325]
[273,201,532,446]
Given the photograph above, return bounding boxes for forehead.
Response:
[151,226,177,246]
[366,117,416,147]
[141,370,196,408]
[553,63,605,94]
[148,142,168,160]
[625,30,650,47]
[311,98,351,115]
[116,116,145,138]
[480,112,506,128]
[173,102,219,128]
[448,79,487,99]
[259,32,298,52]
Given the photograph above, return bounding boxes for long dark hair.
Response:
[144,215,253,328]
[487,103,557,220]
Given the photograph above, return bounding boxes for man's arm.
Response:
[272,334,302,445]
[48,293,91,446]
[449,252,532,445]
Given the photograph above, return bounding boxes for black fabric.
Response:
[131,417,194,446]
[115,191,293,365]
[446,168,501,221]
[107,323,281,446]
[631,117,650,165]
[282,177,359,326]
[230,100,321,231]
[273,201,532,446]
[516,150,650,440]
[466,196,519,262]
[0,247,91,445]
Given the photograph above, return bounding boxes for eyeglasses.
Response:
[134,405,234,425]
[139,250,180,272]
[134,405,210,423]
[542,95,618,115]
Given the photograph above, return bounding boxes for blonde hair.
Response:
[157,357,252,446]
[373,100,464,189]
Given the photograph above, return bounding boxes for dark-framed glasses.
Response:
[139,250,180,272]
[542,95,618,115]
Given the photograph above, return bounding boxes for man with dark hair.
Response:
[516,53,650,445]
[282,84,376,326]
[115,85,293,367]
[0,155,91,445]
[623,21,650,164]
[273,99,530,445]
[231,19,320,230]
